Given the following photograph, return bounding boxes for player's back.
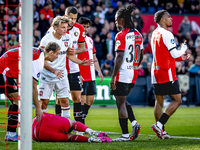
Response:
[115,28,143,84]
[151,27,177,84]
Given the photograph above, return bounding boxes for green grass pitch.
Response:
[0,106,200,150]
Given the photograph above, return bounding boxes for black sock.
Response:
[7,105,13,132]
[126,101,136,122]
[73,103,83,122]
[159,113,169,125]
[119,118,128,134]
[55,104,61,116]
[162,125,165,131]
[81,104,85,124]
[84,103,90,116]
[9,104,18,133]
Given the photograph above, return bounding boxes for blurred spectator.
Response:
[0,46,4,57]
[38,13,50,37]
[103,32,115,56]
[94,34,106,66]
[165,2,178,13]
[188,39,195,54]
[3,15,13,31]
[59,3,66,16]
[194,34,200,48]
[84,5,95,22]
[178,2,186,14]
[105,6,115,22]
[132,8,143,33]
[192,29,199,43]
[101,60,114,77]
[109,21,117,40]
[101,3,108,15]
[178,16,192,38]
[143,32,152,54]
[114,1,124,13]
[176,61,186,75]
[33,5,39,22]
[33,29,41,47]
[189,4,199,14]
[8,0,19,11]
[33,0,45,6]
[144,61,151,76]
[188,56,200,76]
[100,28,108,43]
[92,16,103,35]
[94,6,105,25]
[8,33,18,48]
[86,0,96,12]
[35,0,43,12]
[7,9,17,26]
[39,3,54,20]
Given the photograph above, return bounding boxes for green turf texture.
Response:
[0,107,200,150]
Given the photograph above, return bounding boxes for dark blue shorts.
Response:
[81,81,96,95]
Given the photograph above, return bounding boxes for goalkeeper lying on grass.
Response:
[32,113,112,142]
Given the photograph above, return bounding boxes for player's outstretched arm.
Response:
[75,42,85,54]
[110,51,124,90]
[32,79,43,122]
[67,54,94,66]
[93,54,103,82]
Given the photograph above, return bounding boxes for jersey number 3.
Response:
[126,44,141,63]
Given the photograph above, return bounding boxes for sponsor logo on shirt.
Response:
[62,39,69,42]
[171,39,175,44]
[59,50,67,55]
[89,40,92,44]
[73,41,77,44]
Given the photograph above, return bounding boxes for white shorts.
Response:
[39,78,70,99]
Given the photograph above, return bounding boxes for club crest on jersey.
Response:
[64,42,68,47]
[82,32,86,37]
[13,85,17,90]
[74,31,79,37]
[89,40,92,44]
[171,39,175,44]
[39,91,43,96]
[115,40,121,48]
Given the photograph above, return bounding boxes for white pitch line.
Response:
[105,131,200,140]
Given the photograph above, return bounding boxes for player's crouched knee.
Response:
[178,99,182,106]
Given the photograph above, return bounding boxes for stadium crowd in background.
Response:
[0,0,200,78]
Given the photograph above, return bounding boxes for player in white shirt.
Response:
[47,6,86,123]
[39,16,93,118]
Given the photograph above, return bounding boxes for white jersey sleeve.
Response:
[32,52,44,81]
[162,30,176,51]
[46,26,54,34]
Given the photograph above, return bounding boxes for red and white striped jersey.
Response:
[115,28,143,84]
[0,47,44,81]
[78,35,96,81]
[66,23,85,74]
[151,26,177,84]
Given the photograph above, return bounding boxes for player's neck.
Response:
[52,31,62,40]
[159,24,167,30]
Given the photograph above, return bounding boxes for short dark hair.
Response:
[45,42,60,53]
[65,6,78,16]
[78,17,92,25]
[154,10,167,23]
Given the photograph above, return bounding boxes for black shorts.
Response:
[81,81,96,95]
[68,72,82,91]
[0,74,18,95]
[153,80,181,95]
[111,81,135,96]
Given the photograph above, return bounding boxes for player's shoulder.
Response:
[86,35,94,44]
[115,29,127,40]
[74,23,84,30]
[158,27,173,37]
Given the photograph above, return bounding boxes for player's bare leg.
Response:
[164,94,182,116]
[40,99,49,112]
[154,95,164,121]
[59,97,70,118]
[71,91,83,122]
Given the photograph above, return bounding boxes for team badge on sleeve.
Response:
[64,42,68,47]
[82,32,86,37]
[171,39,175,44]
[115,40,121,49]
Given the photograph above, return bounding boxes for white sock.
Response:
[42,109,47,113]
[6,131,10,136]
[156,121,163,129]
[122,133,129,138]
[9,132,17,137]
[61,106,70,118]
[131,120,137,127]
[85,128,92,133]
